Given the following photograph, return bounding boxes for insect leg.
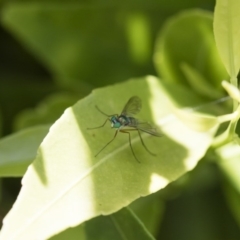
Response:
[95,130,119,157]
[87,118,109,130]
[137,129,156,156]
[121,128,157,156]
[120,130,140,163]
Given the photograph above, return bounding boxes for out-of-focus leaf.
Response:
[216,142,240,193]
[175,109,219,132]
[214,0,240,77]
[154,9,228,90]
[0,125,49,177]
[221,80,240,103]
[1,3,155,88]
[0,109,2,137]
[216,142,240,226]
[0,76,218,240]
[0,78,55,135]
[129,193,164,236]
[223,179,240,228]
[180,63,222,99]
[216,141,240,228]
[14,93,79,131]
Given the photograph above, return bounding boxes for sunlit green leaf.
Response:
[0,76,217,240]
[214,0,240,77]
[50,207,155,240]
[175,109,219,132]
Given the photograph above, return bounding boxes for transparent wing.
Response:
[121,96,142,116]
[135,122,162,137]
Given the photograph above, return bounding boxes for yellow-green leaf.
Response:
[214,0,240,77]
[0,76,217,240]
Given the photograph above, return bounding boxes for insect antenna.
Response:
[95,106,117,117]
[87,106,118,130]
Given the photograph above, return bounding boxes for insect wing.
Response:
[121,96,142,116]
[136,122,162,137]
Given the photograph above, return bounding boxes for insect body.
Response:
[87,96,162,162]
[111,115,136,128]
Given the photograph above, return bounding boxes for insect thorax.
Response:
[110,115,137,128]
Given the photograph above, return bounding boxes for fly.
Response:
[87,96,162,162]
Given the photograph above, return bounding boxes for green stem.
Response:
[213,103,240,148]
[230,76,238,111]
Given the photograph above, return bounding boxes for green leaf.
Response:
[175,109,219,132]
[1,3,153,88]
[50,207,155,240]
[215,141,240,226]
[84,207,154,240]
[0,125,49,177]
[129,193,164,236]
[154,9,228,89]
[214,0,240,77]
[180,63,222,99]
[216,142,240,193]
[0,76,217,240]
[0,109,2,137]
[14,93,79,131]
[49,225,85,240]
[222,179,240,228]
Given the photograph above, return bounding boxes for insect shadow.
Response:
[87,96,162,163]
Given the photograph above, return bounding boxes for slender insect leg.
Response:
[120,130,140,163]
[137,129,156,156]
[87,118,109,130]
[121,129,157,156]
[95,130,119,157]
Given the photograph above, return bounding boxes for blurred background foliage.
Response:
[0,0,240,239]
